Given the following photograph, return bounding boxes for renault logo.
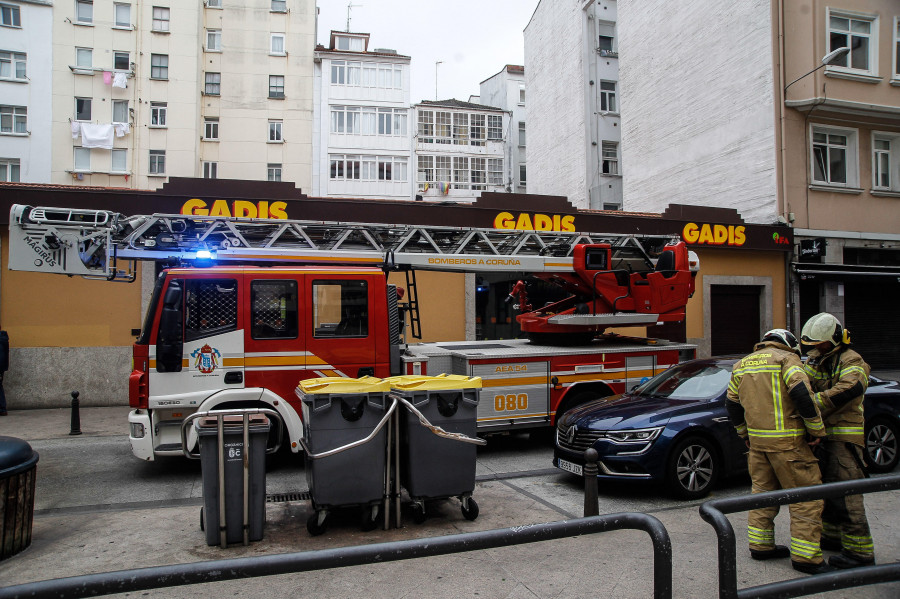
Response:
[567,424,577,445]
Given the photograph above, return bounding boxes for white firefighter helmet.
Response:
[762,328,800,353]
[800,312,848,346]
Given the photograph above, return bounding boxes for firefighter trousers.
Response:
[820,440,874,559]
[747,445,824,564]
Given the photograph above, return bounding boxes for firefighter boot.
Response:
[750,545,790,560]
[829,553,875,569]
[792,560,837,575]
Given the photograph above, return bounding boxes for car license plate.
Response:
[558,459,583,476]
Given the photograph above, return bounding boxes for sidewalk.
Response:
[1,407,898,598]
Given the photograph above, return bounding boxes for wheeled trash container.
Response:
[0,436,39,561]
[194,413,271,547]
[389,374,482,523]
[297,377,392,536]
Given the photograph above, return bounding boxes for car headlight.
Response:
[605,427,663,444]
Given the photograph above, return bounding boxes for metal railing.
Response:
[0,513,673,599]
[699,474,900,599]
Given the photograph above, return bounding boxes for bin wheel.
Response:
[412,503,427,524]
[361,505,380,532]
[200,507,204,532]
[461,498,479,521]
[307,512,328,536]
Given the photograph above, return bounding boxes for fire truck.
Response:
[8,204,699,460]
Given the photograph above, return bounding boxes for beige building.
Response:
[50,0,315,189]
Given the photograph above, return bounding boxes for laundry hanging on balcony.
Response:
[80,123,115,149]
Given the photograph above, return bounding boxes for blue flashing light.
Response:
[195,250,213,259]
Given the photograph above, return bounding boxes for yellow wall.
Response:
[388,270,467,342]
[1,233,146,347]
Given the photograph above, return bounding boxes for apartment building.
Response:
[414,99,508,201]
[523,0,622,210]
[46,0,314,189]
[0,1,52,183]
[312,30,412,200]
[479,65,527,194]
[617,0,900,366]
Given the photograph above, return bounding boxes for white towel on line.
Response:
[113,72,128,89]
[70,121,81,139]
[80,123,115,149]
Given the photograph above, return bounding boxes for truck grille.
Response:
[557,422,604,452]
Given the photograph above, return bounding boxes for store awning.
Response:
[793,263,900,281]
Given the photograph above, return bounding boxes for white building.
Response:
[524,0,622,210]
[479,65,526,193]
[414,99,509,201]
[0,0,53,183]
[312,31,412,200]
[47,0,314,189]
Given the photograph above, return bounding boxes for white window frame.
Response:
[872,132,900,192]
[487,114,502,141]
[826,9,878,77]
[0,105,27,134]
[0,158,20,182]
[331,60,345,85]
[0,3,21,28]
[0,51,26,80]
[75,47,92,69]
[270,33,286,56]
[488,158,503,186]
[602,141,619,175]
[894,17,900,82]
[269,75,285,99]
[112,100,128,124]
[203,118,219,141]
[114,3,131,28]
[519,163,527,186]
[113,51,130,71]
[152,6,169,32]
[202,161,217,179]
[268,120,283,143]
[75,0,93,25]
[271,0,286,13]
[810,124,858,188]
[149,150,165,175]
[74,97,91,122]
[206,0,222,7]
[518,85,525,105]
[267,163,282,181]
[74,147,91,172]
[204,72,221,95]
[518,121,526,147]
[150,102,167,128]
[599,81,617,113]
[206,29,222,52]
[110,148,127,173]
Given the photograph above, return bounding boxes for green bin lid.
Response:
[297,376,391,395]
[386,373,482,391]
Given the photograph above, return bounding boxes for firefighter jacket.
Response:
[726,341,826,451]
[803,345,869,447]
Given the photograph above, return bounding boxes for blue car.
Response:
[554,358,900,499]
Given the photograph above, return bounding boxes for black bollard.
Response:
[583,447,599,517]
[69,391,82,436]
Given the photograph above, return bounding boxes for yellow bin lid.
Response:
[296,376,391,395]
[386,373,482,391]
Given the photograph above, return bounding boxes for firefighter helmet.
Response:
[762,328,800,353]
[800,312,849,346]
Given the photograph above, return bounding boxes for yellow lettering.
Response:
[258,201,269,219]
[561,215,575,232]
[268,201,287,219]
[233,201,258,219]
[182,198,209,216]
[494,212,515,229]
[534,214,553,231]
[698,224,715,244]
[733,226,746,246]
[209,200,231,217]
[683,222,699,243]
[713,225,728,244]
[515,213,534,230]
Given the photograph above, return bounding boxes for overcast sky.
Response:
[316,0,539,104]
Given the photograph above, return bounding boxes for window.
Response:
[452,113,468,145]
[203,161,217,179]
[331,60,345,85]
[204,72,220,95]
[330,106,361,134]
[268,120,283,142]
[332,155,405,182]
[74,147,91,171]
[271,0,286,13]
[152,6,169,32]
[206,29,221,52]
[471,157,486,190]
[362,63,376,86]
[149,149,165,175]
[112,100,128,124]
[111,149,127,173]
[114,3,130,27]
[599,81,617,112]
[488,158,503,186]
[0,105,26,133]
[519,164,527,186]
[519,85,525,104]
[470,114,485,146]
[418,110,434,141]
[1,4,21,27]
[335,35,364,51]
[251,280,298,339]
[417,156,433,185]
[872,133,900,191]
[487,114,502,140]
[435,111,451,143]
[75,98,91,121]
[271,33,285,55]
[114,51,129,71]
[597,21,616,56]
[269,75,284,98]
[452,156,469,189]
[0,51,26,80]
[267,163,282,181]
[518,122,526,146]
[75,47,92,69]
[602,141,618,175]
[0,158,20,182]
[347,61,360,85]
[75,0,93,24]
[894,17,900,79]
[811,125,858,187]
[204,118,219,140]
[828,11,877,74]
[185,279,237,341]
[150,54,168,79]
[150,102,166,127]
[207,0,222,7]
[435,155,450,183]
[312,280,368,338]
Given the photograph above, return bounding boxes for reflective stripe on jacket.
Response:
[803,346,869,446]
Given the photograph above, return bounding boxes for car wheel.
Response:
[865,418,899,474]
[666,436,719,500]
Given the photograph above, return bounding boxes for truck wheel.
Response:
[307,512,328,536]
[360,505,380,532]
[461,497,479,521]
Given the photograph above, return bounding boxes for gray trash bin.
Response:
[388,375,482,523]
[0,436,39,561]
[195,414,270,547]
[296,377,391,536]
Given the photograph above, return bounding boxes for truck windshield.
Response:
[137,271,167,345]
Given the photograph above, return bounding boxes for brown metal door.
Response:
[710,285,761,356]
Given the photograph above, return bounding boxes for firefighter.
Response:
[726,329,833,575]
[801,312,874,569]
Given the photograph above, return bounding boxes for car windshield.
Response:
[634,362,731,400]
